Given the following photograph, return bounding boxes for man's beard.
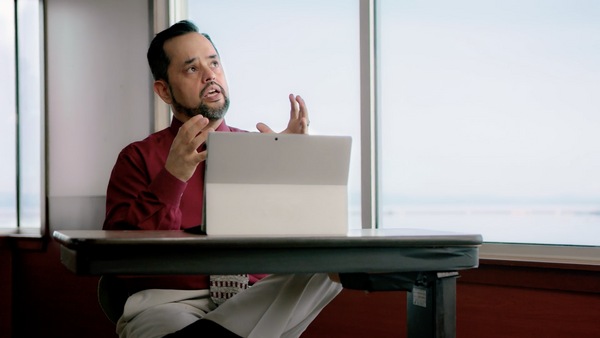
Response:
[170,83,230,120]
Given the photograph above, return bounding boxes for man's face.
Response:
[163,32,230,120]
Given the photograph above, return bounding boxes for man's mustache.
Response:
[200,81,225,98]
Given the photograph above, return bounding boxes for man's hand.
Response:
[256,93,309,134]
[165,115,214,182]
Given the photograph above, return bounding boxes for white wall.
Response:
[46,0,153,228]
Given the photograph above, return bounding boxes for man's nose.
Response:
[202,68,216,83]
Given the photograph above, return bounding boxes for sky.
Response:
[378,0,600,203]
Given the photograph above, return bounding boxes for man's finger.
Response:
[179,115,209,143]
[197,149,208,163]
[256,122,275,134]
[289,93,299,120]
[189,127,214,151]
[296,95,308,121]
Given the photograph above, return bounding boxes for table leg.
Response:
[407,272,459,338]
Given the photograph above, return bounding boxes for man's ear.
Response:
[153,80,172,104]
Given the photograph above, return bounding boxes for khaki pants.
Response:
[117,274,342,338]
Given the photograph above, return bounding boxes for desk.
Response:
[53,228,482,338]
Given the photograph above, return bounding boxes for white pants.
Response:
[117,274,342,338]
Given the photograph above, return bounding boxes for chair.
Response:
[97,275,129,324]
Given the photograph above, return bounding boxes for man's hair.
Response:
[147,20,218,82]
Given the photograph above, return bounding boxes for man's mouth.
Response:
[202,82,223,101]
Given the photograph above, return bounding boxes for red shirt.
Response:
[104,118,265,293]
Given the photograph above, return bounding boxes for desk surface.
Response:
[53,228,482,275]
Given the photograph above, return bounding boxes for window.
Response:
[185,0,362,229]
[176,1,599,252]
[0,0,45,231]
[378,0,600,246]
[0,1,17,229]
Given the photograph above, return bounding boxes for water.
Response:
[350,205,600,246]
[0,208,40,229]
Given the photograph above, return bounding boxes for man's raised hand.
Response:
[165,115,214,182]
[256,94,309,134]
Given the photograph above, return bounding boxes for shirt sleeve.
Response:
[103,145,187,230]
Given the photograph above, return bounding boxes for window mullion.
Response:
[14,2,21,229]
[359,0,379,229]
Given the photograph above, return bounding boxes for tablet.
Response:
[203,132,352,236]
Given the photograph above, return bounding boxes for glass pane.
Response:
[0,1,17,229]
[17,0,43,229]
[187,0,362,228]
[378,0,600,245]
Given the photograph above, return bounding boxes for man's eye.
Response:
[187,66,197,73]
[211,61,220,68]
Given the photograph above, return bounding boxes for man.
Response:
[103,20,341,338]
